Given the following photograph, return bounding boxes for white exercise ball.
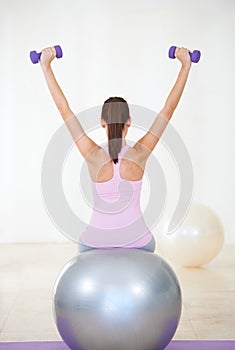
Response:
[157,203,224,267]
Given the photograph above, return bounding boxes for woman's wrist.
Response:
[40,62,51,72]
[181,62,192,71]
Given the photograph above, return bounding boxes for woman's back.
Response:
[79,144,153,248]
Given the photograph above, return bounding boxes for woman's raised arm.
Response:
[134,47,192,160]
[40,47,98,161]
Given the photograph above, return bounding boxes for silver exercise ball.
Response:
[53,249,182,350]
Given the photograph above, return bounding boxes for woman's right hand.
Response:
[40,47,56,69]
[175,47,192,68]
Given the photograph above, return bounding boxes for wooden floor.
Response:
[0,243,234,341]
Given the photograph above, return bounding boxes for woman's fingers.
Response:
[175,47,191,66]
[40,47,56,67]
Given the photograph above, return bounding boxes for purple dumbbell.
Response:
[168,46,201,63]
[30,45,63,64]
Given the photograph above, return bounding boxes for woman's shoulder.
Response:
[93,143,144,164]
[86,143,146,182]
[86,144,110,166]
[86,142,145,168]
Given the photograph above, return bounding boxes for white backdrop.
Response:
[0,0,234,243]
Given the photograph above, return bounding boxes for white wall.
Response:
[0,0,234,243]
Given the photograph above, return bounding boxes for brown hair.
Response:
[101,97,130,164]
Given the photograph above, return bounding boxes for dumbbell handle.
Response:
[30,45,63,64]
[168,46,201,63]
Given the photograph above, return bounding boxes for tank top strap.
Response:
[103,144,130,181]
[114,144,130,180]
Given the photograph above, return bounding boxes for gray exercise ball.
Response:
[53,249,182,350]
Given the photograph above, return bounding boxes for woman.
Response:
[39,46,192,252]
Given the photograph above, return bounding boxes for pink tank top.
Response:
[80,144,153,248]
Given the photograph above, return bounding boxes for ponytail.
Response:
[102,97,129,164]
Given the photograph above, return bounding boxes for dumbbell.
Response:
[30,45,63,64]
[169,46,201,63]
